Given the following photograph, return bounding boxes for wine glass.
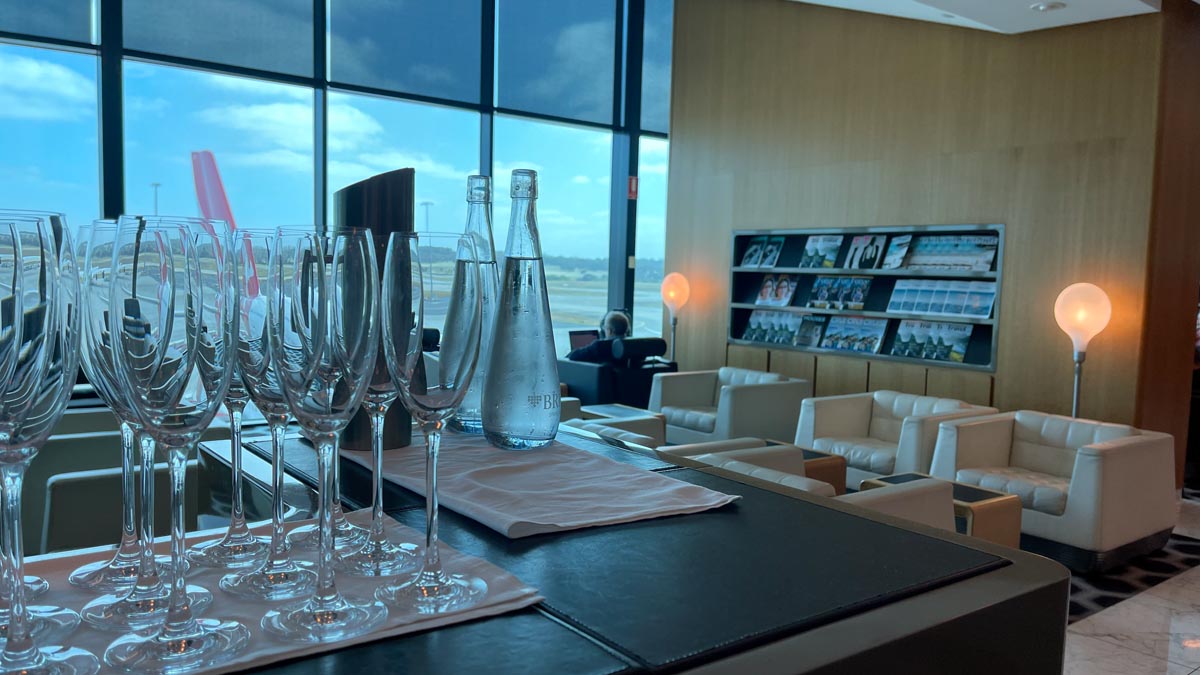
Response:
[103,219,249,673]
[188,227,270,571]
[80,217,212,633]
[68,221,153,592]
[0,214,99,675]
[261,228,387,642]
[376,232,487,613]
[219,229,316,600]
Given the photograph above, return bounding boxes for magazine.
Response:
[845,235,887,270]
[830,277,854,310]
[820,316,888,354]
[906,234,1000,272]
[800,235,843,268]
[927,280,951,315]
[942,281,971,315]
[962,281,997,318]
[912,280,935,314]
[740,236,768,267]
[759,236,786,268]
[755,275,777,305]
[742,310,766,341]
[881,235,911,269]
[845,276,871,311]
[807,276,837,309]
[770,274,799,306]
[893,320,974,362]
[887,280,913,313]
[794,314,828,348]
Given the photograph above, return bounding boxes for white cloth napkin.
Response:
[341,431,739,538]
[25,510,541,674]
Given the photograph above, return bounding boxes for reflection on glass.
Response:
[633,137,668,338]
[641,0,674,133]
[492,115,612,356]
[330,0,480,103]
[496,0,616,124]
[0,44,99,236]
[0,0,94,44]
[123,0,313,77]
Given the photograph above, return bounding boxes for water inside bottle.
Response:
[450,259,498,433]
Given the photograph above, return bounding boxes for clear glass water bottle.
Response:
[451,175,500,433]
[482,169,560,450]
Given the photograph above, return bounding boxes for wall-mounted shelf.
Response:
[729,224,1005,372]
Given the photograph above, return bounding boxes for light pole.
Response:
[419,201,434,233]
[151,182,161,215]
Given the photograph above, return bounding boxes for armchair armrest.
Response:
[929,413,1015,479]
[794,393,873,447]
[648,370,718,411]
[1066,431,1177,550]
[839,479,955,531]
[895,406,999,474]
[656,438,768,467]
[719,380,810,442]
[693,457,836,498]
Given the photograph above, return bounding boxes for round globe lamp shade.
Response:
[1054,282,1112,354]
[661,273,691,319]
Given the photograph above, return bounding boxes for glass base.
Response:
[186,533,269,570]
[483,432,554,451]
[0,645,100,675]
[287,520,368,552]
[70,557,173,593]
[336,539,419,577]
[24,575,49,599]
[376,570,487,615]
[103,618,249,675]
[81,585,212,633]
[448,415,484,435]
[261,593,387,643]
[0,606,82,648]
[218,560,317,601]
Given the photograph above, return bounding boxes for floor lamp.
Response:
[661,272,691,363]
[1054,283,1112,418]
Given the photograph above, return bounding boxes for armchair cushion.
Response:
[1011,411,1135,479]
[956,466,1070,516]
[717,367,786,387]
[868,391,971,444]
[812,436,896,475]
[661,406,718,433]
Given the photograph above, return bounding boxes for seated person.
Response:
[567,311,630,363]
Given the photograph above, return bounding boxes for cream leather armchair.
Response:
[648,368,812,445]
[795,390,996,490]
[931,410,1177,571]
[561,415,665,450]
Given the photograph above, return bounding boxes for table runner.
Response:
[25,510,541,674]
[340,431,739,538]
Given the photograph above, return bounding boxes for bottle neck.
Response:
[464,200,497,264]
[504,197,542,259]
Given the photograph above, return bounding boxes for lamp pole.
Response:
[1072,351,1085,418]
[419,201,434,233]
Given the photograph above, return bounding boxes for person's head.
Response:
[603,310,631,339]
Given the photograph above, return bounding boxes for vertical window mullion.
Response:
[98,0,123,218]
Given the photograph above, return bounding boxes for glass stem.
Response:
[266,417,290,564]
[315,434,340,606]
[117,420,141,556]
[226,401,249,537]
[0,458,38,665]
[369,402,391,544]
[421,421,443,575]
[136,432,160,586]
[161,446,196,638]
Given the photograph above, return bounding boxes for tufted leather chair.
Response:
[648,368,812,445]
[931,411,1177,570]
[795,390,996,490]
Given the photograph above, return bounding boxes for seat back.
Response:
[1011,410,1136,478]
[717,367,787,389]
[868,391,967,443]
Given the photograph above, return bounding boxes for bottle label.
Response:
[527,392,561,410]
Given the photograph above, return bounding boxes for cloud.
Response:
[222,149,312,173]
[571,175,592,185]
[538,208,586,227]
[327,102,383,152]
[203,73,311,101]
[640,138,669,159]
[356,150,474,181]
[521,21,614,122]
[196,102,314,152]
[0,52,94,121]
[126,96,169,116]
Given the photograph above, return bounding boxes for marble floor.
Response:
[1065,499,1200,673]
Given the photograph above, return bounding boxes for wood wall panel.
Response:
[868,363,928,396]
[768,351,817,384]
[725,344,768,371]
[669,0,1162,427]
[926,370,995,408]
[814,356,869,397]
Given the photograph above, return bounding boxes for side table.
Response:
[860,473,1022,548]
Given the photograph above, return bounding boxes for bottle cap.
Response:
[467,175,490,203]
[510,169,538,199]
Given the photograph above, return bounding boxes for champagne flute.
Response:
[376,232,487,613]
[261,228,386,642]
[219,230,316,600]
[0,214,99,675]
[102,220,249,673]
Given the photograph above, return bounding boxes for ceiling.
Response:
[787,0,1162,34]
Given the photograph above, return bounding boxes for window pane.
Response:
[330,0,481,104]
[327,91,480,231]
[123,62,314,228]
[497,0,615,125]
[124,0,313,77]
[633,137,667,338]
[641,0,673,133]
[0,0,93,44]
[0,44,99,233]
[493,115,612,356]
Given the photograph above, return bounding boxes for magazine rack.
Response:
[728,224,1004,372]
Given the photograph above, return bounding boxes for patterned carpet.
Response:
[1068,532,1200,623]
